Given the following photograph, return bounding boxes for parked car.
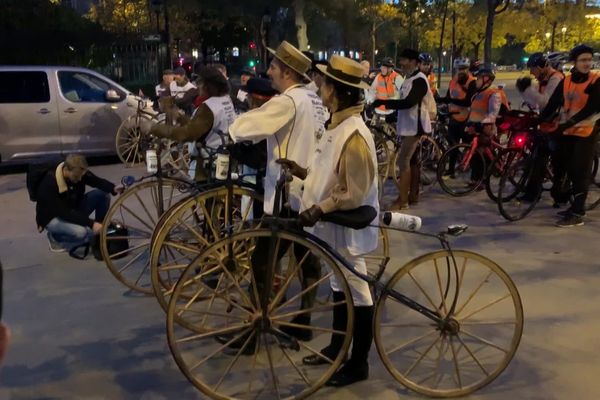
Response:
[0,66,148,165]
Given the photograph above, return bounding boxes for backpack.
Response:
[26,159,61,202]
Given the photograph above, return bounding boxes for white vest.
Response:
[169,80,196,99]
[203,95,237,149]
[302,115,379,256]
[264,85,328,214]
[396,71,434,136]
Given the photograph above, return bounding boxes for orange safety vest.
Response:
[428,72,437,96]
[539,69,564,95]
[375,70,399,111]
[469,86,509,123]
[561,72,599,137]
[448,74,475,122]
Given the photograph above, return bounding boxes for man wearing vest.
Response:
[227,41,328,343]
[418,53,439,100]
[279,55,379,387]
[440,58,477,177]
[517,52,564,111]
[516,52,564,203]
[372,48,435,210]
[466,68,508,183]
[368,57,404,122]
[540,44,600,227]
[150,67,237,180]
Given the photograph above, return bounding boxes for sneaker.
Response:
[47,233,66,253]
[555,214,584,228]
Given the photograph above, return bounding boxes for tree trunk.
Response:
[551,21,557,52]
[371,22,376,65]
[438,0,449,83]
[483,0,494,67]
[293,0,308,51]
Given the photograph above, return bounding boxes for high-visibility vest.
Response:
[469,86,509,123]
[427,72,437,96]
[448,74,475,122]
[375,70,400,111]
[539,69,564,95]
[561,72,599,137]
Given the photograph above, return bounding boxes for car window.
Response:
[0,71,50,103]
[58,71,124,103]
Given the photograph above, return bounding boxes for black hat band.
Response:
[326,65,362,85]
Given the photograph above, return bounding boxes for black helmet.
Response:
[469,59,482,73]
[569,44,593,61]
[419,52,433,64]
[381,57,394,67]
[475,67,495,80]
[527,52,548,69]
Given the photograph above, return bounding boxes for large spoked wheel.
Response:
[115,115,160,167]
[167,229,354,400]
[161,140,192,176]
[484,148,524,203]
[150,186,264,317]
[437,144,487,196]
[100,178,193,294]
[497,157,539,222]
[374,250,523,397]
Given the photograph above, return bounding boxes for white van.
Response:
[0,66,143,164]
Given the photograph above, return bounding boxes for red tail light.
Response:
[514,134,527,147]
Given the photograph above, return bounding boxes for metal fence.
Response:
[97,40,166,84]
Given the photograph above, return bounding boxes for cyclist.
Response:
[469,59,482,75]
[540,44,600,227]
[418,52,439,99]
[372,48,436,209]
[368,57,404,122]
[440,58,477,177]
[517,52,564,111]
[466,68,509,184]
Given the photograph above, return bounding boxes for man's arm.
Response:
[151,104,214,143]
[522,74,563,110]
[373,77,427,110]
[540,80,564,121]
[229,95,295,143]
[82,171,116,195]
[447,80,477,107]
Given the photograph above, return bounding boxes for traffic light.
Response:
[249,42,256,50]
[522,57,529,63]
[248,60,256,67]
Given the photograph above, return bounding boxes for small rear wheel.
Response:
[437,144,486,197]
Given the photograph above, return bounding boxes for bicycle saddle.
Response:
[447,224,468,236]
[321,206,378,230]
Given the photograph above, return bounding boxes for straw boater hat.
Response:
[268,41,312,81]
[316,55,370,90]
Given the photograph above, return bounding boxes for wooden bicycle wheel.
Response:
[100,178,193,294]
[167,229,354,399]
[115,115,162,167]
[374,250,523,397]
[150,186,263,317]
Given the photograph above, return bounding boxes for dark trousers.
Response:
[553,131,598,215]
[447,119,470,175]
[250,209,321,306]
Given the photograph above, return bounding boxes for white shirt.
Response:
[229,84,328,214]
[521,72,563,111]
[169,80,196,100]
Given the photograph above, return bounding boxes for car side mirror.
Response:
[106,89,121,102]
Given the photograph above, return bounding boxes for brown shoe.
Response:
[388,198,409,210]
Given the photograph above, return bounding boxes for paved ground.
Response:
[1,157,599,400]
[1,76,599,399]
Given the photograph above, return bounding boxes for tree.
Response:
[356,0,401,64]
[87,0,152,34]
[482,0,511,67]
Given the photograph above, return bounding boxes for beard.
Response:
[457,73,468,85]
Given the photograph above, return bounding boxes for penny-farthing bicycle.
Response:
[165,167,523,399]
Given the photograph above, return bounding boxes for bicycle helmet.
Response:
[569,44,593,61]
[453,57,470,69]
[469,59,482,73]
[419,52,433,64]
[381,57,395,67]
[526,52,548,69]
[475,67,496,80]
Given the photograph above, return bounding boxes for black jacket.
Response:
[35,164,115,229]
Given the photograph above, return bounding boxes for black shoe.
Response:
[325,362,369,387]
[517,193,538,203]
[215,332,257,355]
[555,214,584,228]
[279,315,313,342]
[556,208,573,218]
[302,348,343,366]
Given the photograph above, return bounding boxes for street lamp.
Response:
[561,26,567,49]
[545,32,551,52]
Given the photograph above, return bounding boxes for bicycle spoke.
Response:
[455,265,494,316]
[133,191,156,227]
[272,333,311,386]
[119,204,155,233]
[176,323,250,343]
[408,270,439,312]
[133,258,151,286]
[459,293,512,321]
[460,329,510,353]
[433,258,449,316]
[455,333,490,377]
[213,330,257,392]
[449,335,463,389]
[404,334,442,377]
[386,330,438,355]
[272,271,333,313]
[263,333,282,400]
[269,250,310,312]
[188,327,253,373]
[276,320,346,336]
[271,300,345,320]
[115,247,147,273]
[112,241,150,262]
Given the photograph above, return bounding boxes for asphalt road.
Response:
[0,155,599,399]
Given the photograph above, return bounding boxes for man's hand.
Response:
[92,222,103,234]
[113,184,125,195]
[276,159,308,180]
[299,205,323,227]
[516,77,532,93]
[149,123,171,139]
